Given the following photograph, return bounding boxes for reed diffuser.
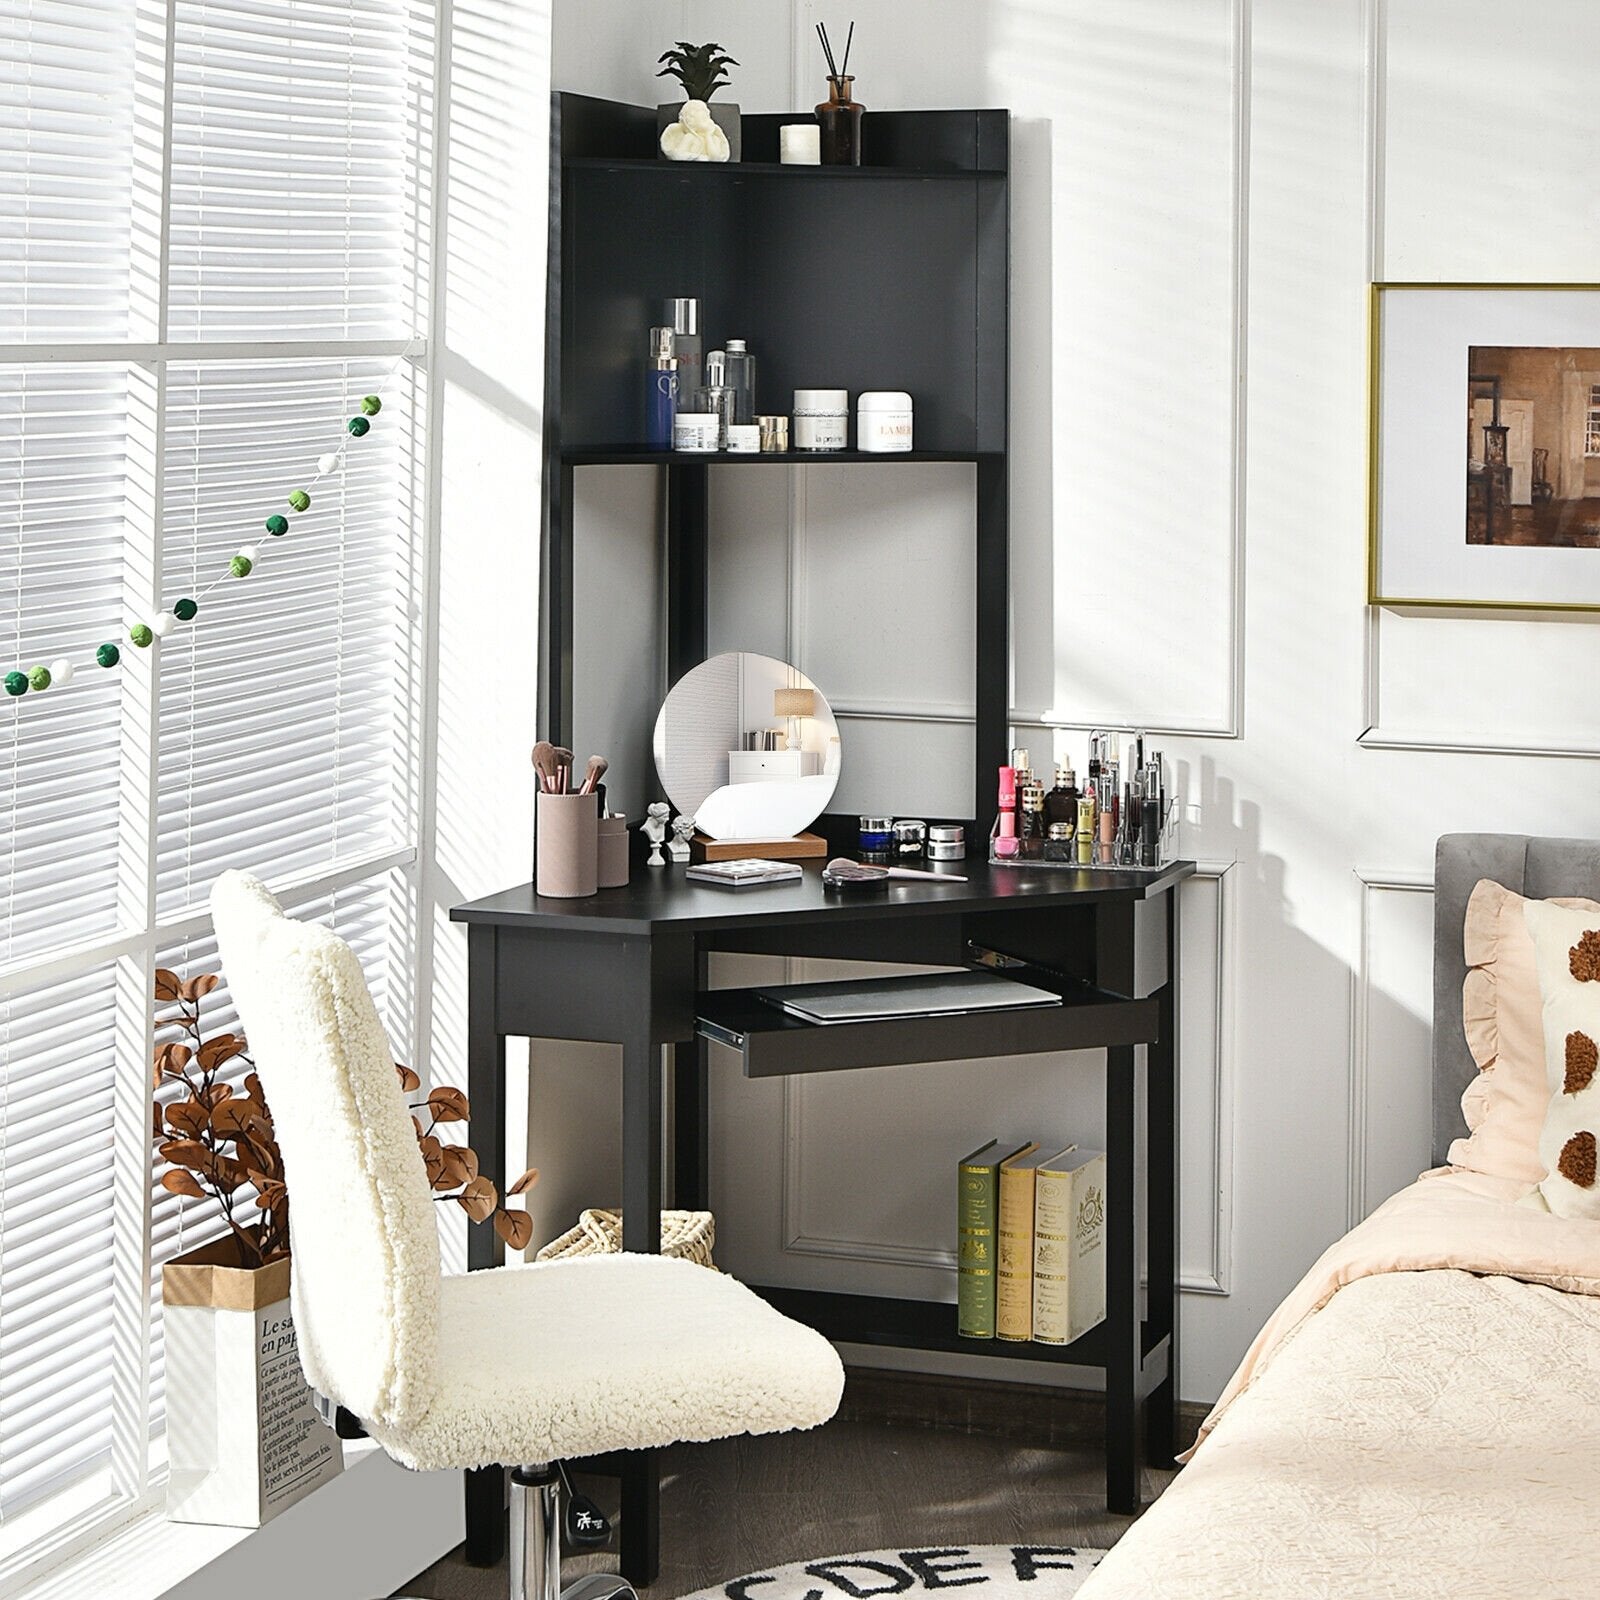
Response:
[814,21,863,166]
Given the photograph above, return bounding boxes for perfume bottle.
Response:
[725,338,757,425]
[646,326,678,450]
[1020,779,1046,842]
[816,74,864,165]
[1044,765,1077,830]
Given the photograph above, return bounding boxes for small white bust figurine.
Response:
[660,99,730,163]
[642,802,672,867]
[667,812,696,863]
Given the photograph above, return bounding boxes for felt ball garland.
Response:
[4,375,398,705]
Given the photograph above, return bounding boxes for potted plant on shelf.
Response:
[656,40,741,162]
[155,965,536,1527]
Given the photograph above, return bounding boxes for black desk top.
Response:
[451,858,1195,936]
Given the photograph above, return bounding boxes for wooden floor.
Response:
[393,1417,1175,1599]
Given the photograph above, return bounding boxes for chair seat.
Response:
[362,1253,844,1471]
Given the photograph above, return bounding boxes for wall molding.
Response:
[1346,867,1433,1231]
[1355,0,1600,761]
[778,861,1237,1299]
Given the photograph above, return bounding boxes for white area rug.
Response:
[679,1545,1108,1600]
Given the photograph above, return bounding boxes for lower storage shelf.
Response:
[752,1283,1170,1395]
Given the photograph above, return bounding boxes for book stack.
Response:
[957,1139,1106,1345]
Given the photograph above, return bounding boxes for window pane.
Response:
[155,358,418,920]
[0,365,127,967]
[0,0,138,342]
[167,0,420,341]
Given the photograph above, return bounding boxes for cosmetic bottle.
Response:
[1044,765,1077,830]
[663,298,703,398]
[995,766,1018,858]
[1020,780,1046,842]
[725,338,757,425]
[1044,822,1073,863]
[701,350,735,448]
[1075,795,1095,865]
[816,74,864,166]
[1141,756,1163,866]
[646,326,678,450]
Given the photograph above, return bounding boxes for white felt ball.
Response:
[49,657,74,686]
[152,611,177,638]
[237,544,259,563]
[316,452,340,476]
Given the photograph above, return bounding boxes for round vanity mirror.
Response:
[652,653,842,841]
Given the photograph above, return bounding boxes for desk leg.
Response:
[673,1039,709,1211]
[465,926,507,1566]
[620,1030,663,1585]
[1105,1042,1144,1514]
[1145,932,1180,1466]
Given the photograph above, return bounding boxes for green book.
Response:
[957,1139,1032,1339]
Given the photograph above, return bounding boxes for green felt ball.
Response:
[346,415,371,438]
[288,489,310,512]
[129,623,154,648]
[360,395,382,416]
[27,666,50,691]
[96,642,120,668]
[230,555,254,578]
[4,671,28,697]
[174,597,198,622]
[265,514,289,537]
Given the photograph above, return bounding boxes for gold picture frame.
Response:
[1368,280,1600,613]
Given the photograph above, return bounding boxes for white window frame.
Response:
[0,0,450,1584]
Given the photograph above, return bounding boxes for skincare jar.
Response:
[672,412,720,452]
[727,423,761,453]
[926,823,966,861]
[858,814,894,859]
[757,414,790,453]
[794,389,849,451]
[892,819,927,859]
[857,390,914,453]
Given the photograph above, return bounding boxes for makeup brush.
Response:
[577,755,608,796]
[531,740,559,793]
[553,746,575,793]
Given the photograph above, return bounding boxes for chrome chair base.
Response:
[511,1464,637,1600]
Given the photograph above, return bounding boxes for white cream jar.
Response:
[857,391,914,452]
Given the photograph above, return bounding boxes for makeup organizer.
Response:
[989,735,1178,872]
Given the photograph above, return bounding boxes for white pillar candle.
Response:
[779,123,821,165]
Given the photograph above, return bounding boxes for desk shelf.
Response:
[753,1286,1171,1396]
[697,979,1158,1077]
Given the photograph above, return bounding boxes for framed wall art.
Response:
[1368,282,1600,611]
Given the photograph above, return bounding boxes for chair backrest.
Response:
[210,871,440,1430]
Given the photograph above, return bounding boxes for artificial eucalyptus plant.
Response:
[656,41,739,102]
[152,966,536,1269]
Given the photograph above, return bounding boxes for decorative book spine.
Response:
[1069,1154,1107,1343]
[1032,1163,1072,1345]
[957,1159,999,1339]
[996,1159,1037,1341]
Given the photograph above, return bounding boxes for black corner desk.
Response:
[451,855,1192,1585]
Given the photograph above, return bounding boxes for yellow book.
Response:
[1033,1147,1106,1345]
[995,1144,1046,1341]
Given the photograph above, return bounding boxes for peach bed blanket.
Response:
[1080,1167,1600,1599]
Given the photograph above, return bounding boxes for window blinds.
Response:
[155,358,412,922]
[0,966,118,1520]
[0,1,137,343]
[168,0,416,342]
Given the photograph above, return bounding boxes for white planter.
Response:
[163,1238,343,1527]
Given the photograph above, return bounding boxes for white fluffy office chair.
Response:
[211,871,844,1600]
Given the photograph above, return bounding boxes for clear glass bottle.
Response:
[816,75,864,165]
[724,338,757,425]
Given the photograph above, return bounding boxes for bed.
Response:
[1080,833,1600,1599]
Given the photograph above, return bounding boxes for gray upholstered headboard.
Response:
[1433,832,1600,1165]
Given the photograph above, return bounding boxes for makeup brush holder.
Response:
[537,791,599,898]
